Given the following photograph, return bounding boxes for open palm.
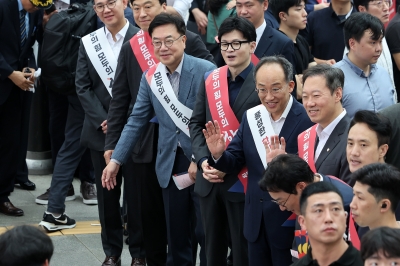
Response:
[203,121,226,159]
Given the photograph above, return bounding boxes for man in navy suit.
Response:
[203,56,313,265]
[0,0,49,216]
[102,13,216,266]
[214,0,296,70]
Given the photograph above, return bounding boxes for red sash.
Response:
[205,65,248,193]
[251,54,259,65]
[297,124,318,173]
[130,30,158,72]
[348,211,361,250]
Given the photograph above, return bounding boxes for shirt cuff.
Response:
[110,158,122,165]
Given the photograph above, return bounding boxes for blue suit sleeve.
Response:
[111,72,154,164]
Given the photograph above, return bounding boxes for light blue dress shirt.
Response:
[17,0,29,37]
[334,55,395,118]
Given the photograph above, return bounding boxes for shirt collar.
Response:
[302,242,358,266]
[105,19,129,42]
[166,54,184,75]
[316,109,346,139]
[343,54,377,77]
[329,3,354,21]
[59,0,70,4]
[17,0,23,12]
[256,20,266,45]
[269,95,293,122]
[227,62,253,81]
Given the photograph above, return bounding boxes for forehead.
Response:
[353,181,372,194]
[269,190,289,200]
[132,0,158,6]
[236,0,260,5]
[255,63,285,83]
[303,75,330,94]
[220,30,245,41]
[360,29,383,40]
[348,123,378,142]
[151,23,179,38]
[306,192,343,209]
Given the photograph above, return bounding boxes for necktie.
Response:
[20,9,27,48]
[167,72,179,97]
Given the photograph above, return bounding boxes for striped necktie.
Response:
[20,9,27,48]
[167,72,180,97]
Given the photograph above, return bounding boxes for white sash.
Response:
[246,105,276,169]
[149,63,192,137]
[82,28,118,97]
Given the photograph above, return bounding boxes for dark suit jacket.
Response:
[189,65,260,200]
[75,24,140,152]
[0,0,40,105]
[214,25,296,71]
[314,115,352,184]
[208,99,314,243]
[105,30,214,163]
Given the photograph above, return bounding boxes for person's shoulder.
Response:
[185,54,216,70]
[333,59,346,69]
[270,27,292,43]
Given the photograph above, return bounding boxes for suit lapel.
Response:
[280,97,300,141]
[255,26,273,58]
[178,54,194,103]
[315,115,350,169]
[11,0,20,48]
[232,67,255,114]
[123,24,139,43]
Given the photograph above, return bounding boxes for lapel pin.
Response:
[327,148,330,152]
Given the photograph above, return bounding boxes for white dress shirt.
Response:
[314,109,347,161]
[104,19,130,58]
[269,95,293,135]
[255,20,266,48]
[54,0,70,11]
[166,0,193,23]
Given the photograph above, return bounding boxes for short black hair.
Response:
[130,0,166,6]
[302,64,344,96]
[259,154,314,193]
[351,163,400,213]
[272,0,303,23]
[344,12,384,50]
[217,16,256,44]
[349,110,392,147]
[299,182,344,215]
[253,55,293,84]
[0,225,54,266]
[361,226,400,261]
[148,13,186,38]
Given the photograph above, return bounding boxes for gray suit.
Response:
[112,54,216,265]
[75,24,143,258]
[315,115,352,184]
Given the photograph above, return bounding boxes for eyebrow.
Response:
[152,35,173,40]
[133,1,153,6]
[311,201,342,208]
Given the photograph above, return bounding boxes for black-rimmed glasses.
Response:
[94,0,117,12]
[271,194,292,208]
[220,40,251,51]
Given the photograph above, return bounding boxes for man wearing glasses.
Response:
[350,0,395,89]
[102,13,216,266]
[202,55,313,265]
[103,0,213,263]
[189,16,260,266]
[259,154,353,262]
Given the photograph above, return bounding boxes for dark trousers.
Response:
[0,88,22,202]
[162,149,206,266]
[47,94,93,214]
[123,157,168,265]
[47,89,93,182]
[15,91,32,184]
[199,183,248,266]
[248,216,294,266]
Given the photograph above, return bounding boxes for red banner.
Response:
[297,125,318,173]
[130,30,158,72]
[389,0,397,21]
[251,54,259,65]
[205,66,248,192]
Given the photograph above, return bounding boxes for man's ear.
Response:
[298,215,307,231]
[379,144,389,160]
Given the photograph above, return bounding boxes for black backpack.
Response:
[41,3,97,95]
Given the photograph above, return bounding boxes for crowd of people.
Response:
[1,0,400,265]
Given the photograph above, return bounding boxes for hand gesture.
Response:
[264,135,287,163]
[226,0,236,10]
[8,71,34,91]
[201,160,225,183]
[202,120,226,160]
[192,8,208,35]
[102,161,120,190]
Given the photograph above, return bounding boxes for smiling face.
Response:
[298,192,347,246]
[302,75,342,128]
[152,23,186,72]
[255,63,294,120]
[346,122,387,173]
[236,0,268,29]
[131,0,166,31]
[94,0,128,29]
[350,181,382,227]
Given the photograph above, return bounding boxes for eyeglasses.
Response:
[94,0,117,12]
[271,194,292,208]
[369,0,392,8]
[220,40,251,51]
[152,35,184,49]
[255,86,285,96]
